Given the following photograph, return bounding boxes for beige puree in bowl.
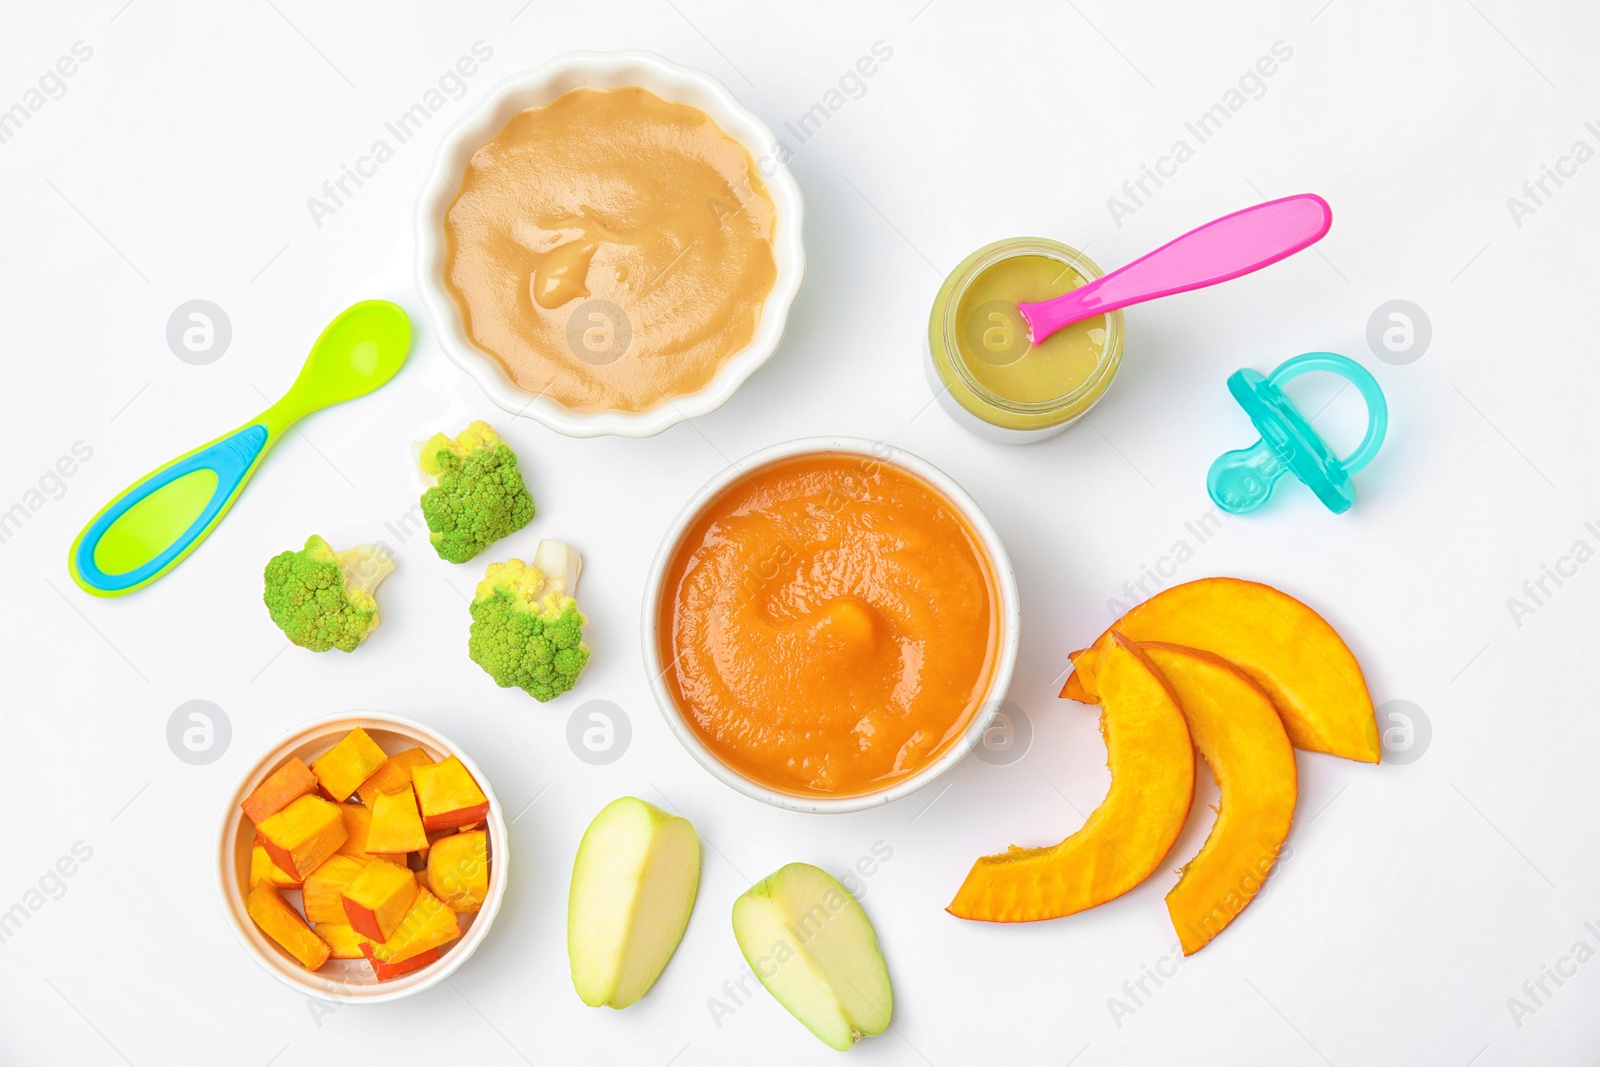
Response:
[444,86,778,413]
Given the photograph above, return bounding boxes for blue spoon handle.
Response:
[68,420,278,597]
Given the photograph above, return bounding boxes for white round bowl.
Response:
[641,437,1022,814]
[415,51,806,438]
[216,712,509,1003]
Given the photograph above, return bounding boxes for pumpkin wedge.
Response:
[1139,644,1297,955]
[948,635,1194,922]
[1063,578,1379,762]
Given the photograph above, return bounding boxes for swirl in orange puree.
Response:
[443,86,777,413]
[658,454,1000,798]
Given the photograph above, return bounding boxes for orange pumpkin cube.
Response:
[410,827,454,864]
[311,728,388,802]
[360,941,439,981]
[366,785,428,854]
[241,757,318,824]
[246,883,331,971]
[367,887,461,965]
[342,858,418,942]
[333,806,405,866]
[302,855,369,925]
[334,803,381,862]
[355,748,435,807]
[427,830,490,914]
[255,795,348,880]
[313,922,371,959]
[249,842,301,889]
[412,756,489,831]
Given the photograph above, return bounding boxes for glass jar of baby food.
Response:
[926,237,1124,443]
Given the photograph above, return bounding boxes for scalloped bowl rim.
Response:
[215,711,509,1003]
[414,50,806,438]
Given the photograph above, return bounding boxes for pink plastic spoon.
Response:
[1017,194,1333,344]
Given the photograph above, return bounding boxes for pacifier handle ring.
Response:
[1266,352,1388,474]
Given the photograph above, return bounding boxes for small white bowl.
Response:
[415,51,806,438]
[216,712,509,1003]
[641,437,1022,814]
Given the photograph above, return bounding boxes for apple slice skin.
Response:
[948,636,1195,923]
[733,863,893,1052]
[568,797,701,1010]
[1063,578,1379,763]
[1139,643,1297,955]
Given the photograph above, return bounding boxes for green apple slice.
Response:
[731,862,893,1051]
[567,797,701,1008]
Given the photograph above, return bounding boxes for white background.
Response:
[2,1,1596,1064]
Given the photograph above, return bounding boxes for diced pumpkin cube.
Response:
[256,795,348,880]
[335,803,381,862]
[355,748,435,807]
[366,785,428,854]
[334,808,405,868]
[412,756,489,831]
[241,757,318,824]
[408,828,456,866]
[246,883,331,971]
[302,855,369,925]
[311,728,388,802]
[249,842,301,889]
[342,858,418,942]
[360,941,439,981]
[367,888,461,965]
[428,830,490,914]
[314,922,371,959]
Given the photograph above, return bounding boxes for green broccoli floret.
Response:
[468,539,589,702]
[419,421,535,564]
[263,535,395,652]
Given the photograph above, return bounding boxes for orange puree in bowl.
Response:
[658,454,1000,798]
[443,86,778,413]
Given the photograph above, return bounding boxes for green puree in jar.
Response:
[953,253,1107,404]
[927,237,1123,439]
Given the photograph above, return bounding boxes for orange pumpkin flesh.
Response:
[1063,578,1379,763]
[1138,644,1297,955]
[948,635,1194,922]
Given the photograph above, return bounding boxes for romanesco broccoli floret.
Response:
[263,535,394,652]
[468,540,589,702]
[419,421,535,564]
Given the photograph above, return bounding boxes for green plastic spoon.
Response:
[68,300,411,597]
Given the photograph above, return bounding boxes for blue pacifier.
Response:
[1207,351,1387,515]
